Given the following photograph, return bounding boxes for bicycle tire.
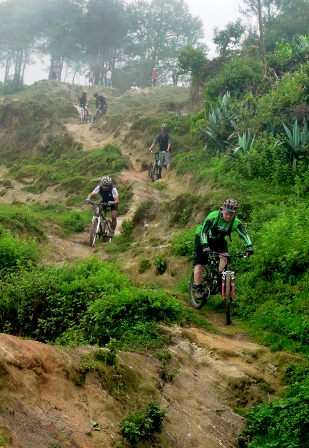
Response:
[225,273,232,325]
[102,219,113,242]
[92,109,101,123]
[189,266,210,309]
[98,222,104,240]
[152,164,160,182]
[90,217,99,247]
[148,162,153,179]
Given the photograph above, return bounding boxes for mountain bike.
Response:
[85,200,113,247]
[78,105,88,124]
[147,150,166,182]
[91,104,107,123]
[189,251,249,325]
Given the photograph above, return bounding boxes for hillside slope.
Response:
[0,83,301,447]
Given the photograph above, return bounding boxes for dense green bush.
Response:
[119,401,167,447]
[79,287,181,349]
[0,256,182,349]
[0,226,40,270]
[243,379,309,447]
[171,227,195,257]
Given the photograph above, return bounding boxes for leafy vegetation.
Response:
[119,401,167,447]
[3,16,309,447]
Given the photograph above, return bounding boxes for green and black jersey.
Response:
[195,210,252,247]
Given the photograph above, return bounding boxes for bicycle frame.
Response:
[79,105,88,124]
[189,251,248,324]
[148,150,166,182]
[209,251,246,296]
[87,201,113,247]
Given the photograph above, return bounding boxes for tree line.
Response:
[0,0,204,90]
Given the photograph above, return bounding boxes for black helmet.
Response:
[221,199,238,213]
[93,92,98,97]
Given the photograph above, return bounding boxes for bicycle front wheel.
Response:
[189,266,210,309]
[152,164,160,182]
[103,219,113,242]
[148,162,153,179]
[92,109,101,123]
[79,109,84,125]
[225,273,232,325]
[90,217,99,247]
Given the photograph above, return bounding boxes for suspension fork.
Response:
[221,270,235,299]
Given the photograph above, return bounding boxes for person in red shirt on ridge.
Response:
[151,67,159,87]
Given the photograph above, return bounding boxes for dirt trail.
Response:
[0,114,300,448]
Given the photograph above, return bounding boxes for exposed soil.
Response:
[0,113,301,448]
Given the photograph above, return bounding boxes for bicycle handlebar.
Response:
[208,251,249,259]
[148,150,166,154]
[85,199,112,207]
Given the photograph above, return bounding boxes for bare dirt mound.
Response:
[0,327,300,448]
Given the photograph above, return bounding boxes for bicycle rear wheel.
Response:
[189,266,210,309]
[225,273,232,325]
[90,217,99,247]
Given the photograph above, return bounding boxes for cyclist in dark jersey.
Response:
[86,176,119,237]
[193,199,253,299]
[148,123,172,169]
[93,92,107,113]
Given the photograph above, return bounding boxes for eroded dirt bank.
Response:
[0,326,300,448]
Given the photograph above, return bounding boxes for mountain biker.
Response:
[130,82,139,90]
[193,199,253,299]
[148,124,172,170]
[92,92,107,120]
[76,90,89,119]
[85,176,119,238]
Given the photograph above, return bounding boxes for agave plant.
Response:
[233,131,256,156]
[282,120,309,169]
[233,131,256,177]
[199,91,236,154]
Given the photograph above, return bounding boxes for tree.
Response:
[82,0,129,85]
[213,19,246,55]
[126,0,204,85]
[35,0,85,81]
[0,0,41,88]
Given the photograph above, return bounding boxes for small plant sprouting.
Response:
[139,259,151,273]
[119,401,167,447]
[154,255,167,275]
[157,350,179,382]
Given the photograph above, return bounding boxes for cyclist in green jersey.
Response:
[193,199,253,299]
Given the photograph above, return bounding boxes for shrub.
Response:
[171,227,195,257]
[243,379,309,447]
[119,401,167,447]
[154,255,167,275]
[0,226,40,270]
[139,259,151,273]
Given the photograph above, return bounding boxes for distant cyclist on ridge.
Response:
[148,123,172,170]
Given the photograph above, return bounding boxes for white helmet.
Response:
[101,176,112,185]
